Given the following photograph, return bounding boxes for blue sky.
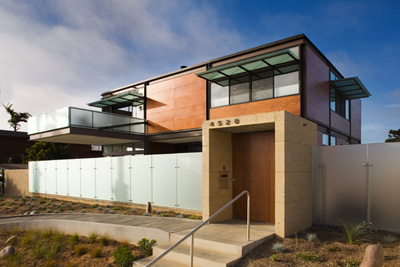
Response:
[0,0,399,143]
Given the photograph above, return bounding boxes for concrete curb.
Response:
[0,218,171,244]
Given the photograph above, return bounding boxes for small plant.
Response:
[383,235,397,243]
[326,243,341,252]
[340,220,370,244]
[177,214,185,218]
[340,259,361,267]
[271,242,285,253]
[81,209,86,213]
[113,244,135,267]
[81,204,86,208]
[99,235,110,246]
[269,254,278,262]
[306,233,318,242]
[113,206,121,210]
[138,238,157,256]
[92,204,99,208]
[90,247,102,258]
[130,209,137,213]
[5,252,23,267]
[89,232,98,244]
[297,252,321,262]
[69,234,79,248]
[75,244,87,255]
[161,212,172,217]
[142,212,149,216]
[97,206,103,211]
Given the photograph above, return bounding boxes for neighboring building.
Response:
[0,130,102,164]
[28,34,371,237]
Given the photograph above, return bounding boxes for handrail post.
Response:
[190,234,194,267]
[247,191,250,241]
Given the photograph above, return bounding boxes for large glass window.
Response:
[211,83,229,108]
[252,72,273,101]
[274,71,299,97]
[330,71,350,120]
[230,76,250,104]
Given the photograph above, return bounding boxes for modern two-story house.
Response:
[28,34,371,237]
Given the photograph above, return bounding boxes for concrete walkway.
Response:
[0,213,201,244]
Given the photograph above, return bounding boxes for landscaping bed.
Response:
[0,227,151,266]
[0,195,201,219]
[237,225,400,266]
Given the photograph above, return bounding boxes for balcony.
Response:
[28,107,145,145]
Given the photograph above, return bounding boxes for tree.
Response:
[385,129,400,142]
[3,103,31,131]
[23,141,70,163]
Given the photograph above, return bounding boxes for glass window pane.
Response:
[211,82,229,108]
[230,81,250,104]
[345,100,349,120]
[330,136,336,146]
[252,77,273,100]
[289,46,300,58]
[274,71,299,97]
[322,134,329,146]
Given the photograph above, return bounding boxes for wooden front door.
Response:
[232,131,275,223]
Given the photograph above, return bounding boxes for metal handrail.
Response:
[147,190,250,267]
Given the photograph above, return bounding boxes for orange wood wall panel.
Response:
[350,99,361,140]
[146,73,206,133]
[210,95,301,120]
[305,46,330,125]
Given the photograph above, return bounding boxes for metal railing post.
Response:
[190,234,194,267]
[247,192,250,241]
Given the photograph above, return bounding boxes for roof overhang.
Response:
[331,77,371,99]
[196,49,299,85]
[29,127,144,145]
[88,91,144,109]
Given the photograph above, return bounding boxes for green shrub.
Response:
[269,254,278,261]
[5,252,22,267]
[89,232,98,244]
[271,242,285,253]
[113,244,135,267]
[99,235,110,246]
[306,233,318,242]
[340,220,370,244]
[90,247,102,258]
[297,252,321,262]
[138,238,157,256]
[75,245,87,255]
[69,234,79,248]
[383,235,396,243]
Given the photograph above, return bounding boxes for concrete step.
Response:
[133,255,187,267]
[134,242,241,267]
[170,223,274,256]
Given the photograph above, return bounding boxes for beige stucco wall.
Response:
[4,169,30,196]
[202,111,317,237]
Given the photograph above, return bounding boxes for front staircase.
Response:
[133,220,274,267]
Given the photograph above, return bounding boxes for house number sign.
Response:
[209,118,240,127]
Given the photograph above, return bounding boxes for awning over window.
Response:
[331,77,371,99]
[88,91,144,108]
[196,49,299,84]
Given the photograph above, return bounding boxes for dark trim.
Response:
[147,128,202,142]
[0,130,28,138]
[206,63,211,120]
[300,43,307,118]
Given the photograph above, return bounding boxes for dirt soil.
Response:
[237,225,400,267]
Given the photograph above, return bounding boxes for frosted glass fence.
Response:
[28,107,145,135]
[313,143,400,233]
[29,153,202,211]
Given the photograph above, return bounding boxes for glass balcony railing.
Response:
[28,107,145,135]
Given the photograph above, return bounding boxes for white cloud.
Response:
[0,0,244,132]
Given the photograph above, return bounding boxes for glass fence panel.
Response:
[46,107,69,131]
[112,156,131,202]
[57,160,68,196]
[132,155,152,204]
[46,160,57,195]
[29,162,37,193]
[36,161,46,194]
[95,157,112,200]
[320,145,367,224]
[111,114,132,126]
[152,154,177,207]
[369,143,400,232]
[81,158,96,199]
[68,159,81,197]
[177,153,203,210]
[130,124,145,133]
[93,112,112,128]
[70,108,93,127]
